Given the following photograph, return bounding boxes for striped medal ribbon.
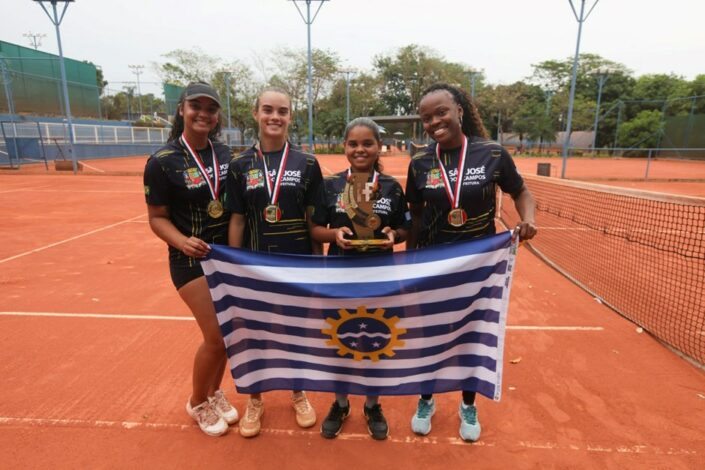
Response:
[180,135,223,218]
[258,141,290,223]
[436,136,469,227]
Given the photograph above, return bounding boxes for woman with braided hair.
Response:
[405,82,537,441]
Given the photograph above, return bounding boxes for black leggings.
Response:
[422,391,476,404]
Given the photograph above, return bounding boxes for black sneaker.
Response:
[363,404,389,440]
[320,401,350,439]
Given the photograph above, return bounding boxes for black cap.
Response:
[181,82,221,107]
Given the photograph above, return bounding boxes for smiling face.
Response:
[344,125,381,173]
[418,90,465,149]
[179,96,220,137]
[253,91,291,144]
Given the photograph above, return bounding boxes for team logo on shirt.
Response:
[246,169,265,190]
[183,167,205,189]
[335,193,347,213]
[425,168,444,189]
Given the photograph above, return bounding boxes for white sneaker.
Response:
[209,390,239,425]
[186,399,228,436]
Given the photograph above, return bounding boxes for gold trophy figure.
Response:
[341,172,387,251]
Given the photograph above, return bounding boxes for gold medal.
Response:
[264,204,281,223]
[448,208,467,227]
[366,214,382,230]
[207,200,224,218]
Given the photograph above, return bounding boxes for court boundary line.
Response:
[0,416,696,455]
[0,311,604,331]
[0,214,146,265]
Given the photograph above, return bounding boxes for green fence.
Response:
[0,40,100,118]
[164,83,184,117]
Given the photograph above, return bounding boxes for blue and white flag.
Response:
[201,231,517,400]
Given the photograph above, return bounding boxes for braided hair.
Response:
[420,83,488,139]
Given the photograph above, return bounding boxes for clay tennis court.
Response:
[1,153,704,469]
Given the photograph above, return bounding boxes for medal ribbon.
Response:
[435,136,468,209]
[181,135,219,201]
[258,141,290,205]
[347,168,379,187]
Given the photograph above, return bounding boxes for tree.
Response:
[617,109,663,149]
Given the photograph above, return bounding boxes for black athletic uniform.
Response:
[406,137,524,246]
[144,139,231,289]
[225,143,323,254]
[312,170,411,256]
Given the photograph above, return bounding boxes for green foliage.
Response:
[617,110,663,148]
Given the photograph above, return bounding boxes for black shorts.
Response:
[169,258,205,290]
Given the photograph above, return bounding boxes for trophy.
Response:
[341,172,388,251]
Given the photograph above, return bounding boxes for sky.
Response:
[2,0,704,96]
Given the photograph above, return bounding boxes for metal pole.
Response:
[225,72,232,130]
[129,65,144,117]
[39,1,78,174]
[644,149,652,180]
[613,101,622,152]
[305,1,314,153]
[683,97,696,148]
[591,74,607,155]
[345,73,351,124]
[291,0,328,154]
[0,60,16,119]
[561,0,600,179]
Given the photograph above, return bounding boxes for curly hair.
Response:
[168,81,223,142]
[420,83,488,139]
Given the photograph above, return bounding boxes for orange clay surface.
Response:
[1,153,704,469]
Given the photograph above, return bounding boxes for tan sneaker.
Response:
[239,397,264,437]
[186,399,228,437]
[209,390,239,425]
[292,391,316,428]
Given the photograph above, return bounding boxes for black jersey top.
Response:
[405,137,524,247]
[312,170,411,256]
[144,139,231,265]
[225,143,323,254]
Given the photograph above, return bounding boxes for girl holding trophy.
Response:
[311,117,410,439]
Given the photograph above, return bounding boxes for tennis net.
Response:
[500,175,705,366]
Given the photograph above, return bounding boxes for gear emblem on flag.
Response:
[322,306,406,361]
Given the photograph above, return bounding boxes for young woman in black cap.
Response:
[144,81,238,436]
[226,87,322,437]
[406,82,537,442]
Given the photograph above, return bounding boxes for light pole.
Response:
[34,0,78,174]
[224,71,232,129]
[590,66,611,155]
[466,68,481,99]
[128,64,144,117]
[561,0,601,179]
[290,0,329,154]
[23,31,47,50]
[339,68,355,124]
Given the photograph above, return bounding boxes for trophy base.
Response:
[348,239,388,252]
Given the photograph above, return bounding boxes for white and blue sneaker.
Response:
[411,398,435,435]
[458,402,481,442]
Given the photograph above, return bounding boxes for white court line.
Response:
[79,162,106,173]
[0,416,696,455]
[0,311,603,331]
[0,214,146,265]
[0,184,54,195]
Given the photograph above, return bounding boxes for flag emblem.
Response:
[322,306,406,362]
